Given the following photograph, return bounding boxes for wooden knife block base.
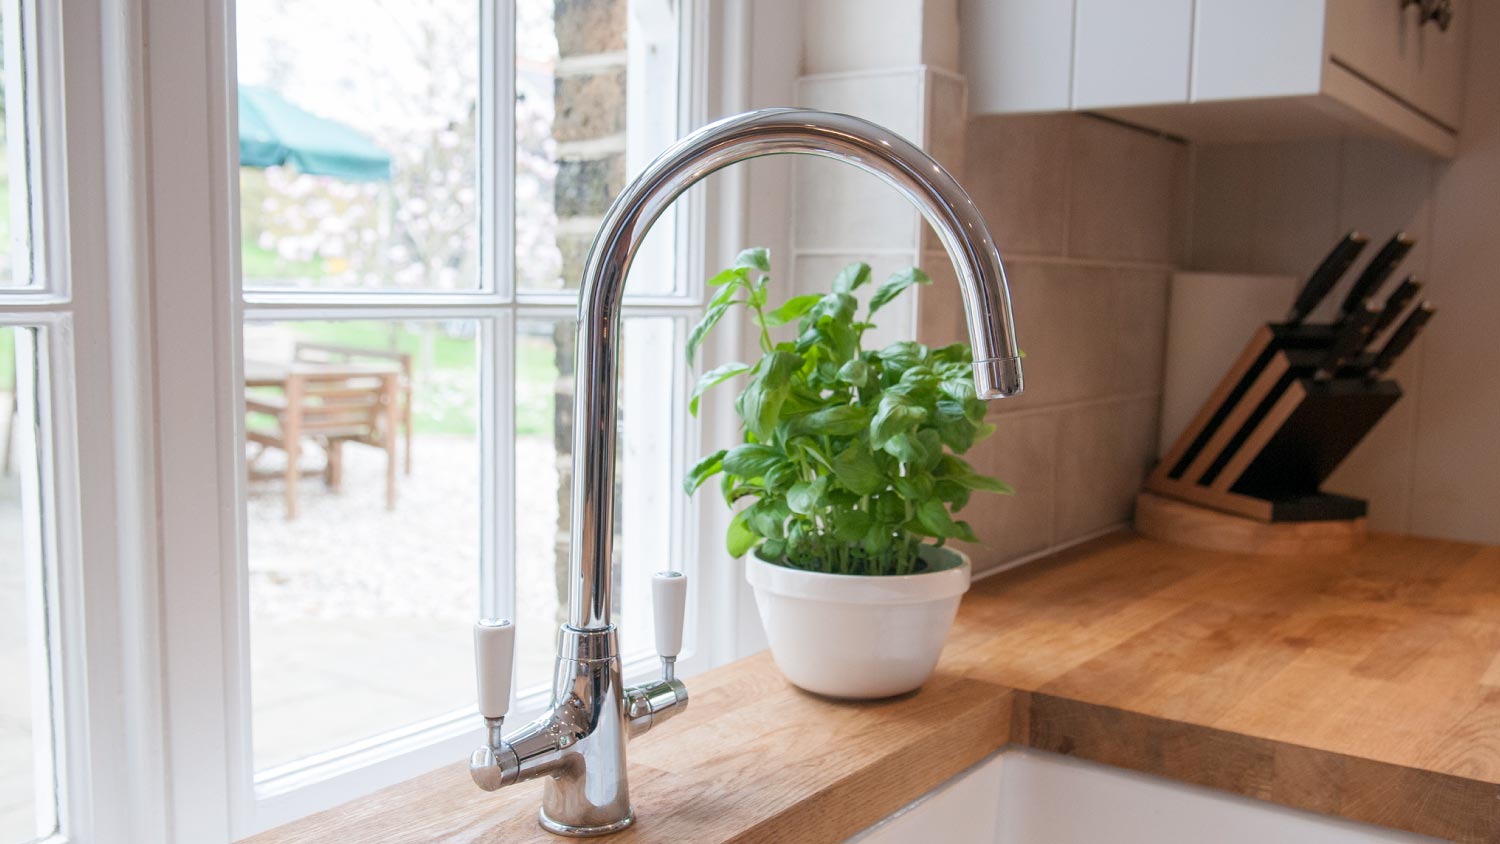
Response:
[1134,492,1367,556]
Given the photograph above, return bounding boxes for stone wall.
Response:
[551,0,629,622]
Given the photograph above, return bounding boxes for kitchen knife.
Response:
[1368,302,1436,379]
[1314,303,1381,381]
[1371,276,1422,336]
[1338,232,1415,316]
[1285,231,1368,323]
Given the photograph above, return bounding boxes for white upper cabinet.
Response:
[1072,0,1194,109]
[962,0,1469,157]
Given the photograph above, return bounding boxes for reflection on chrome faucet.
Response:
[467,107,1024,837]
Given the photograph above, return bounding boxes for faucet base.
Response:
[539,809,635,838]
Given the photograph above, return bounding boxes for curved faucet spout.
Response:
[568,108,1024,630]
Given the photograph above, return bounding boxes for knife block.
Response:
[1143,322,1400,525]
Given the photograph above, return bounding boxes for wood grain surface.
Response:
[1135,491,1367,555]
[247,532,1500,844]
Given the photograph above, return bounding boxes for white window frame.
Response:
[0,0,179,841]
[119,0,750,841]
[5,0,760,840]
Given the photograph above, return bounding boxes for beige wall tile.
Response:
[1247,139,1344,279]
[965,114,1072,257]
[954,411,1057,573]
[914,249,966,349]
[1189,144,1258,272]
[1068,116,1187,264]
[981,261,1167,412]
[794,71,926,252]
[1054,397,1160,538]
[1114,268,1171,396]
[920,73,970,254]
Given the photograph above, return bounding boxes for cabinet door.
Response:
[1407,0,1466,127]
[1192,0,1326,101]
[1325,0,1466,128]
[1325,0,1420,102]
[961,0,1074,114]
[1073,0,1193,109]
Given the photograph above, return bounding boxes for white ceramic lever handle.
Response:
[652,571,687,660]
[474,618,514,720]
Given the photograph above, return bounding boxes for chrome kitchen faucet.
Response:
[468,108,1025,836]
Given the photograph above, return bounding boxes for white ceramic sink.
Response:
[848,748,1442,844]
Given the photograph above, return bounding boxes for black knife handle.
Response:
[1287,231,1367,324]
[1371,276,1422,336]
[1371,302,1436,376]
[1339,232,1415,315]
[1316,303,1381,380]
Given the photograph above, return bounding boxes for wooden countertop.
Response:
[247,532,1500,844]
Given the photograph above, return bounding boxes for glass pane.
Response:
[245,320,480,771]
[0,1,35,288]
[0,327,59,841]
[235,1,479,291]
[514,317,676,694]
[515,0,677,295]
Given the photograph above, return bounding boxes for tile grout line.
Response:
[989,390,1163,422]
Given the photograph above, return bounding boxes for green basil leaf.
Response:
[862,525,894,556]
[915,498,958,538]
[830,507,873,543]
[882,432,927,465]
[759,537,788,561]
[790,404,872,437]
[786,476,828,516]
[870,393,927,448]
[869,267,932,315]
[726,509,758,557]
[686,300,736,365]
[739,350,802,439]
[763,294,822,327]
[952,520,979,543]
[832,262,872,293]
[746,499,791,539]
[682,449,727,495]
[959,472,1014,494]
[877,340,927,375]
[837,358,870,388]
[915,429,944,471]
[707,267,748,287]
[690,362,752,416]
[892,471,934,502]
[831,444,884,496]
[722,443,785,479]
[935,478,972,512]
[735,247,771,272]
[764,462,799,493]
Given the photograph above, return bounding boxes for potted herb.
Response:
[684,248,1012,698]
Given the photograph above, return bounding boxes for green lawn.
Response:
[0,327,13,392]
[271,322,563,438]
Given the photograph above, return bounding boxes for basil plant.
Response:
[683,248,1012,577]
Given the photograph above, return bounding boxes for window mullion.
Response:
[481,0,515,302]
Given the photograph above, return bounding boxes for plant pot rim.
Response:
[745,545,971,606]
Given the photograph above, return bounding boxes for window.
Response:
[0,2,77,843]
[221,0,700,833]
[0,0,737,838]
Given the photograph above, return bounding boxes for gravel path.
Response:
[248,432,565,768]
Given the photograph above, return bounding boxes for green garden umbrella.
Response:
[238,85,391,182]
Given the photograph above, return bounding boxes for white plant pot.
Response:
[745,546,971,699]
